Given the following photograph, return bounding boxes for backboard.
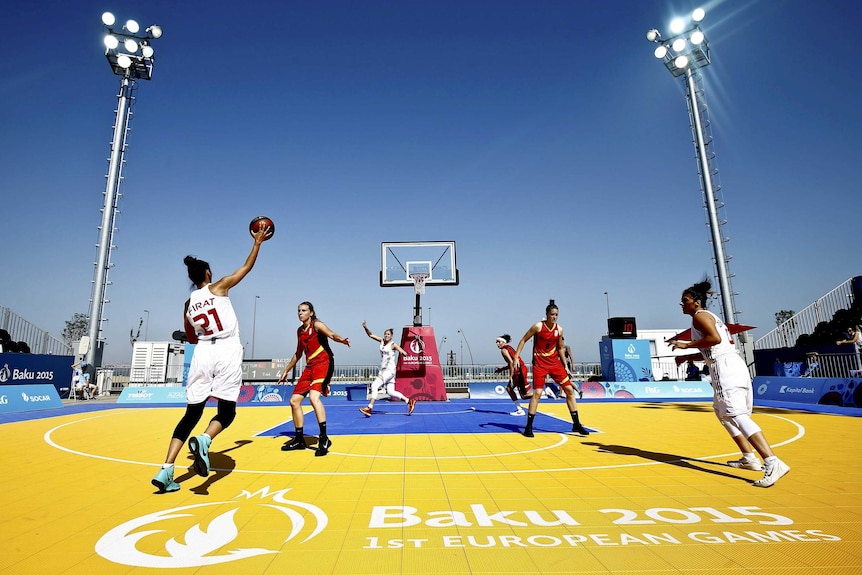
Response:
[380,241,459,287]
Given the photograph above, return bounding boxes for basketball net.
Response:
[410,273,429,295]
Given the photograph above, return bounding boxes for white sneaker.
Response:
[726,457,762,471]
[510,407,525,416]
[753,459,790,488]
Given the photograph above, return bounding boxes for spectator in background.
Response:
[71,360,96,399]
[685,360,701,381]
[836,323,862,349]
[0,329,11,353]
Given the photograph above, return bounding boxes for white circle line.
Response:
[43,411,804,477]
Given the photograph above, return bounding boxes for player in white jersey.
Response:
[669,279,790,488]
[150,224,270,493]
[359,321,416,416]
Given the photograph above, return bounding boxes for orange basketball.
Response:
[249,216,275,240]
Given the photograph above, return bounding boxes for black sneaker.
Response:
[572,425,590,437]
[315,437,332,457]
[281,437,306,451]
[523,428,534,438]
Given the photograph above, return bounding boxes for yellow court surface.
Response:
[2,400,861,575]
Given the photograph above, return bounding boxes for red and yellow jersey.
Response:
[296,321,334,364]
[504,344,529,379]
[532,321,562,368]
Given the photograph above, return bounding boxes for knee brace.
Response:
[729,413,761,438]
[212,399,237,429]
[172,401,207,441]
[718,416,743,438]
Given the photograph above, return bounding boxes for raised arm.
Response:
[362,321,383,343]
[209,227,269,296]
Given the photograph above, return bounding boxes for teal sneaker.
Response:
[151,465,180,493]
[189,434,212,477]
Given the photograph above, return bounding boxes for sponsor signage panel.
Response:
[0,384,63,413]
[753,376,861,407]
[0,353,74,395]
[118,386,188,404]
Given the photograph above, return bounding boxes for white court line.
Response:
[42,410,805,477]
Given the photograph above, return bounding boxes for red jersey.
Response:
[505,344,529,382]
[533,321,562,368]
[296,321,334,365]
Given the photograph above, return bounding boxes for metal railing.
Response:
[755,278,856,350]
[775,352,862,379]
[96,362,605,394]
[0,306,72,356]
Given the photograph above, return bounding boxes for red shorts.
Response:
[294,357,334,396]
[532,360,570,389]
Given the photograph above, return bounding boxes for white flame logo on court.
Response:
[95,487,327,568]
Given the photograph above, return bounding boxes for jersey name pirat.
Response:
[186,285,239,340]
[691,309,736,361]
[297,321,334,363]
[380,341,398,370]
[533,322,561,367]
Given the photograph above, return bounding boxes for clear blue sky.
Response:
[2,0,860,366]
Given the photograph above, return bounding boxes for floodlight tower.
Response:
[85,12,162,368]
[646,9,749,359]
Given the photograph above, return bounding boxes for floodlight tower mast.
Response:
[85,12,162,367]
[645,9,751,365]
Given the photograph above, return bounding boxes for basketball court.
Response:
[2,398,861,574]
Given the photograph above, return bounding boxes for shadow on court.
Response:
[586,441,752,482]
[162,439,253,495]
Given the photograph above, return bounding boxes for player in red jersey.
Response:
[278,301,350,456]
[513,300,589,438]
[495,334,532,416]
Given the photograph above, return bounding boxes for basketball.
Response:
[249,216,275,240]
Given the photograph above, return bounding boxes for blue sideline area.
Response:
[2,396,862,428]
[260,401,581,437]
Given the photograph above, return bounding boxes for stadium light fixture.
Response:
[644,8,745,359]
[85,12,163,368]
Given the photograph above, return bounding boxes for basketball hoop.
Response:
[410,273,429,295]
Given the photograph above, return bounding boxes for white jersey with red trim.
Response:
[380,341,398,371]
[691,309,736,361]
[185,285,240,342]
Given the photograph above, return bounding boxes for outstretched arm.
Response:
[362,321,383,343]
[317,321,350,347]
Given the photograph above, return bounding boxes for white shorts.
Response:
[186,337,244,404]
[710,353,753,418]
[375,368,396,386]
